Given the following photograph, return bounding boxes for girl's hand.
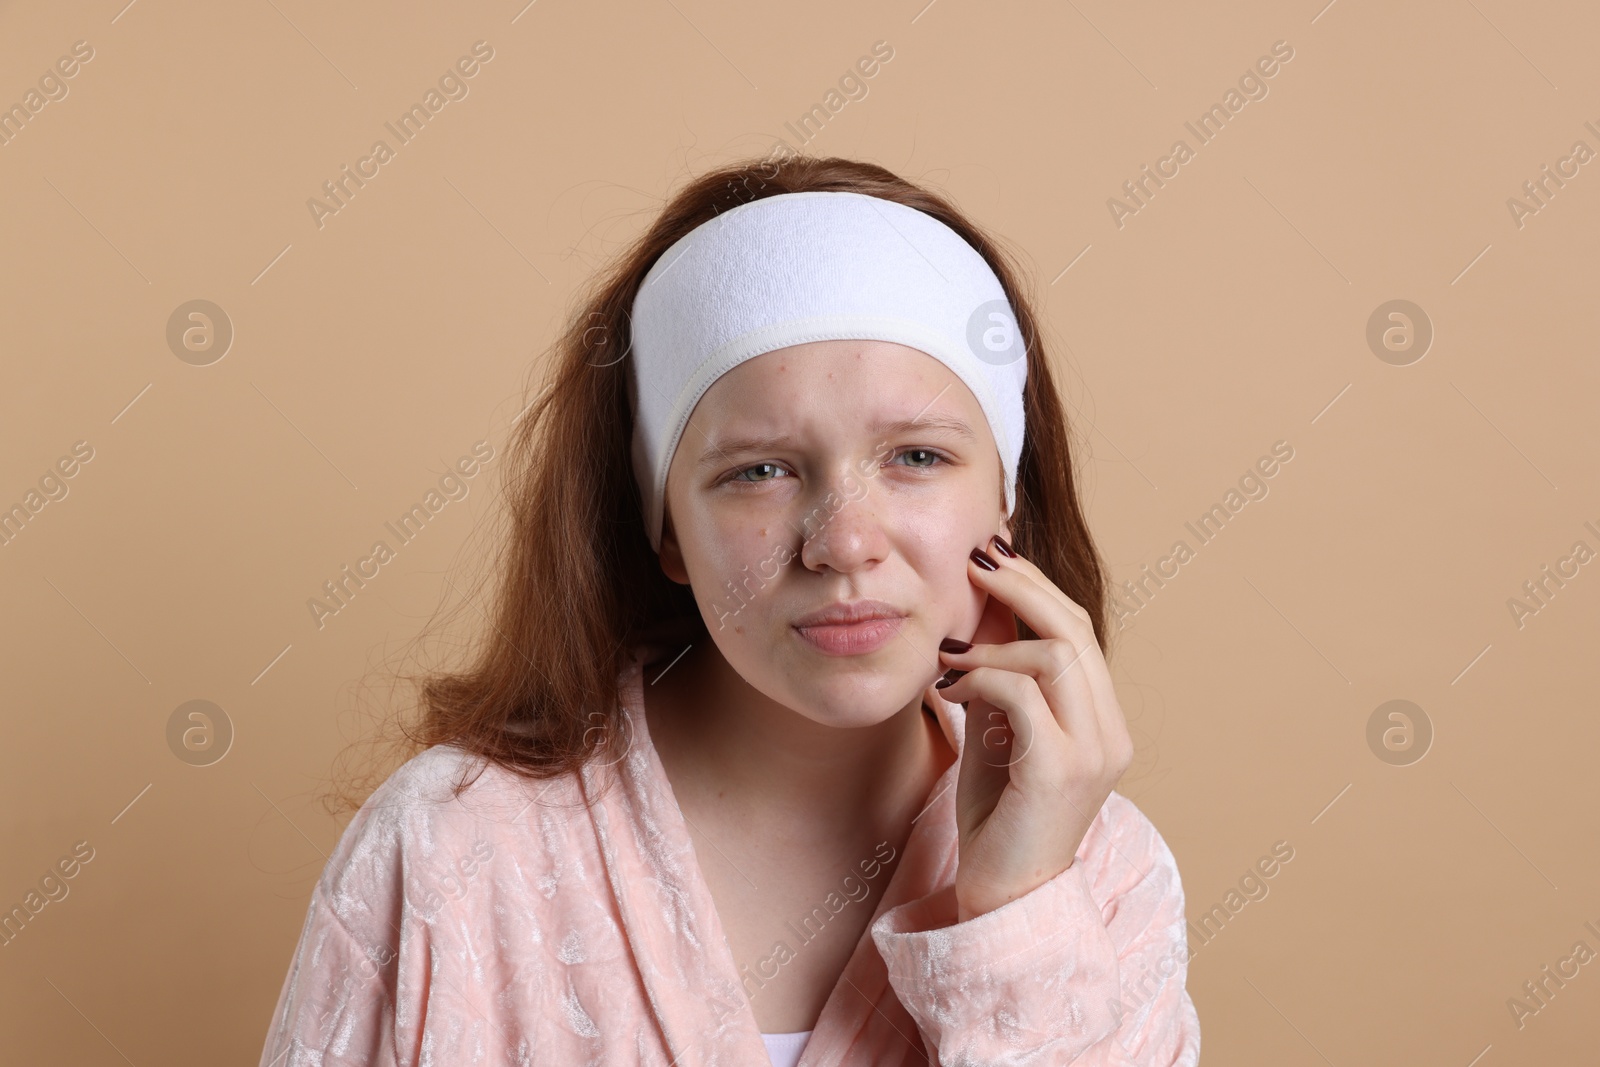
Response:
[928,534,1134,922]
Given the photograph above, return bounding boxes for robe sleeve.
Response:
[870,792,1201,1065]
[258,790,419,1067]
[257,884,402,1067]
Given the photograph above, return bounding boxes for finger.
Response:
[966,544,1088,644]
[964,544,1123,737]
[940,636,1101,743]
[979,537,1132,771]
[936,667,1061,775]
[943,599,1111,741]
[987,536,1093,628]
[960,687,1035,776]
[942,631,1131,779]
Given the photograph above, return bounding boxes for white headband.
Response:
[627,190,1028,552]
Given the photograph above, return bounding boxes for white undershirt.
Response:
[761,1030,813,1067]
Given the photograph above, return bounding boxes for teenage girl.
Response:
[259,156,1200,1067]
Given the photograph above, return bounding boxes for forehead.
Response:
[693,338,982,421]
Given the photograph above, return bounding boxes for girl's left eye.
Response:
[893,448,946,469]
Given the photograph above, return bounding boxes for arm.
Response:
[871,793,1200,1066]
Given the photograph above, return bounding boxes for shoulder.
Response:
[315,744,589,932]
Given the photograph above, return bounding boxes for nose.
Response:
[795,471,887,573]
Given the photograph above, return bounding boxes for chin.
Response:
[779,658,931,722]
[790,695,908,730]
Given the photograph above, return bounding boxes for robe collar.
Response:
[581,641,967,1066]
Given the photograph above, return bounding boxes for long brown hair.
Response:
[327,156,1110,815]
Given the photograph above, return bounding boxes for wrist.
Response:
[956,858,1076,923]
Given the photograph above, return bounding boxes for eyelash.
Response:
[722,448,951,486]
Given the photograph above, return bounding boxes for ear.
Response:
[658,508,690,585]
[995,466,1014,545]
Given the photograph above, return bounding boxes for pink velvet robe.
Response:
[258,642,1201,1065]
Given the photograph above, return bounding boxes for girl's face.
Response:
[657,339,1012,729]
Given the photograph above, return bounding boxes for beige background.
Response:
[2,0,1596,1062]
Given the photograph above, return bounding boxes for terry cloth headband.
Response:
[627,189,1028,552]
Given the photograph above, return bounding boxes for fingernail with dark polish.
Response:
[940,637,972,654]
[970,547,999,571]
[990,534,1016,558]
[935,669,965,689]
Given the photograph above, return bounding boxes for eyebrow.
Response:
[696,412,977,467]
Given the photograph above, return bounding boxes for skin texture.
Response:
[645,339,1133,1029]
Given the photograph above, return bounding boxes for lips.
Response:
[792,600,908,656]
[792,599,906,628]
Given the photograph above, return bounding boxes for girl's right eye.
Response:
[725,462,789,485]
